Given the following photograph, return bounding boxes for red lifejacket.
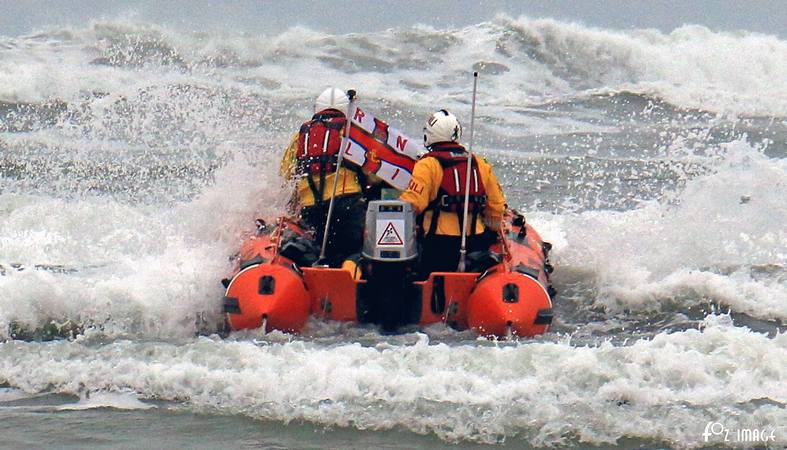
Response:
[422,142,487,235]
[296,109,346,176]
[295,109,348,203]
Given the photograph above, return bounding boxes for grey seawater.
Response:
[0,396,671,450]
[1,17,786,449]
[0,393,476,450]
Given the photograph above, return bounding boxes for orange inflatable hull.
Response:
[222,213,555,338]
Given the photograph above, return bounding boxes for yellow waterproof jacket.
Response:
[279,132,363,207]
[400,151,506,236]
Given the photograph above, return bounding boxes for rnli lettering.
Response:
[354,108,365,122]
[408,180,424,194]
[396,135,408,151]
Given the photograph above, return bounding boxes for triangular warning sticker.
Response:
[377,222,404,246]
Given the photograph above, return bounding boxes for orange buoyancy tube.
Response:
[224,220,311,333]
[222,213,555,338]
[467,221,554,337]
[224,262,310,333]
[467,270,552,337]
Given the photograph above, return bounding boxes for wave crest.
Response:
[1,16,785,115]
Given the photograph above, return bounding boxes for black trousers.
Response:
[300,194,366,266]
[418,230,498,275]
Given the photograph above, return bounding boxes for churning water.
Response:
[1,16,785,449]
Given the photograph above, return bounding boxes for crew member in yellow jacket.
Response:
[400,109,506,274]
[280,87,367,266]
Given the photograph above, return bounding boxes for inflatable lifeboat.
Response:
[221,200,555,338]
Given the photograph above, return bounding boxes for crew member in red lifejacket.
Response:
[280,87,368,266]
[400,109,506,274]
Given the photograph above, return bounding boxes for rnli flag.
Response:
[341,107,424,190]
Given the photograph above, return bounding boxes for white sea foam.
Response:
[0,14,785,448]
[2,92,784,336]
[0,317,784,448]
[56,390,156,411]
[0,151,286,338]
[541,139,787,320]
[1,16,786,116]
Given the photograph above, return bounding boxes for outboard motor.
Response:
[362,200,418,263]
[359,200,420,330]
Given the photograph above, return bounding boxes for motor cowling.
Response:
[362,200,418,262]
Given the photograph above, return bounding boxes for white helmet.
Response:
[423,109,462,147]
[314,87,349,115]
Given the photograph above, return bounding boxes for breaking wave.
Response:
[546,139,787,323]
[1,16,786,116]
[1,14,785,449]
[0,317,785,447]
